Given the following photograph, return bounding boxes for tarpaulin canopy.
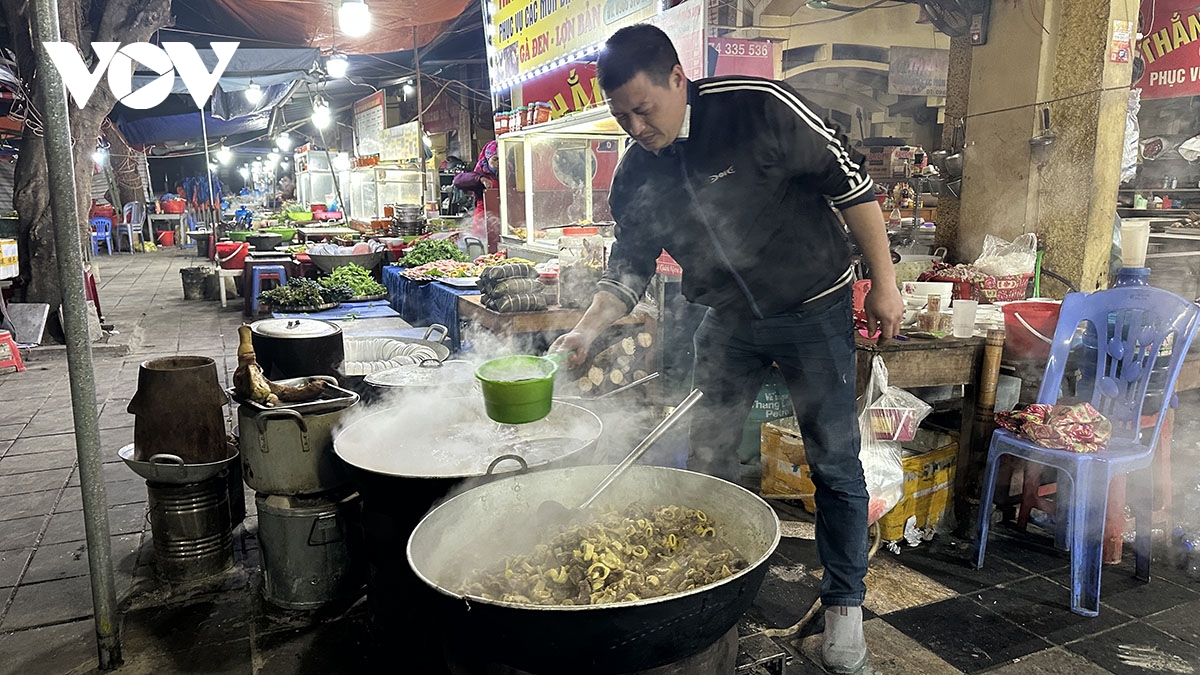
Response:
[129,47,319,119]
[117,109,272,147]
[207,0,473,53]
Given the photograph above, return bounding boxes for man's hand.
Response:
[549,331,591,368]
[863,282,905,342]
[481,176,496,189]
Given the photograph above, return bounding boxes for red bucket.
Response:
[161,199,187,214]
[310,203,327,213]
[216,241,250,270]
[1001,300,1061,360]
[156,230,175,247]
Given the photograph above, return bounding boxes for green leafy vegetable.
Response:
[400,240,467,267]
[259,277,352,308]
[320,264,386,297]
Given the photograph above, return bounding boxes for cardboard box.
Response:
[864,145,926,182]
[760,417,956,541]
[0,238,17,280]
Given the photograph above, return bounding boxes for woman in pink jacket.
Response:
[453,141,500,253]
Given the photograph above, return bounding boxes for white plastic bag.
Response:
[1121,89,1141,183]
[975,233,1037,277]
[858,357,912,523]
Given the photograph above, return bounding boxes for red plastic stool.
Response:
[0,330,25,372]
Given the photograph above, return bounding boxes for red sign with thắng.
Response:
[519,61,601,119]
[1135,1,1200,99]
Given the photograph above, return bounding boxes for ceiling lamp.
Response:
[91,147,107,165]
[275,131,294,152]
[217,145,232,164]
[245,81,263,104]
[267,151,280,162]
[280,160,290,171]
[312,97,332,129]
[339,0,371,37]
[238,166,250,179]
[326,52,349,79]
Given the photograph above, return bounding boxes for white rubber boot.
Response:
[821,605,867,674]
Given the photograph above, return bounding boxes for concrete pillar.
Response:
[952,0,1133,293]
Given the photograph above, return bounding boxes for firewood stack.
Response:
[573,331,655,396]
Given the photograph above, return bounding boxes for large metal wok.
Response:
[407,465,781,674]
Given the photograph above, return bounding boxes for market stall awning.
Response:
[207,0,474,53]
[116,109,273,148]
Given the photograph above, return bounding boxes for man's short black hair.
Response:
[597,24,681,92]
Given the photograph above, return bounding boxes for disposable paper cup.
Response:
[952,299,979,338]
[1121,221,1151,268]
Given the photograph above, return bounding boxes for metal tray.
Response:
[119,443,238,485]
[437,277,479,289]
[227,376,359,415]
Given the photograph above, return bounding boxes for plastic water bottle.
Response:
[888,208,902,229]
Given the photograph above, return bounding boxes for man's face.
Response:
[607,65,688,153]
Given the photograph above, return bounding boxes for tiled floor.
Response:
[0,248,1198,674]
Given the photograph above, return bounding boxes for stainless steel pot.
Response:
[360,359,477,404]
[250,318,344,381]
[237,378,359,495]
[407,465,781,674]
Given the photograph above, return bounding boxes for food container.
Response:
[250,318,345,381]
[533,102,552,125]
[557,227,605,309]
[475,354,562,424]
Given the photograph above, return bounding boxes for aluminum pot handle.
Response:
[308,512,344,546]
[253,408,310,454]
[418,358,442,368]
[147,453,187,480]
[422,324,450,344]
[485,454,529,475]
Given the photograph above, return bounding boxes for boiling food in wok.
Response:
[459,504,747,605]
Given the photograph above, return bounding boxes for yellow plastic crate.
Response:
[760,418,957,541]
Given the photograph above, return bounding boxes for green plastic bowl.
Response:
[475,355,560,424]
[265,227,297,242]
[226,231,252,242]
[287,211,314,222]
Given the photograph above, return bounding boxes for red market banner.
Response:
[708,38,775,79]
[520,61,601,118]
[1136,1,1200,98]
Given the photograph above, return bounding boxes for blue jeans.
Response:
[689,289,868,607]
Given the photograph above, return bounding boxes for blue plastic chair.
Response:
[89,217,113,256]
[249,265,288,315]
[973,286,1200,617]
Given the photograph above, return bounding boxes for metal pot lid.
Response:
[364,359,475,388]
[251,318,341,339]
[334,397,602,479]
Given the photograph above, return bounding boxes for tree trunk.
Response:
[0,0,170,329]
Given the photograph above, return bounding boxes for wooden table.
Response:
[856,331,1006,529]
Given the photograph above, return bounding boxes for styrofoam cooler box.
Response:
[0,239,17,279]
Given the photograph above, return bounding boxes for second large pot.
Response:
[407,465,781,674]
[250,318,345,380]
[237,382,359,495]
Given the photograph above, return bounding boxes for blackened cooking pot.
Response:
[250,318,344,380]
[406,465,781,674]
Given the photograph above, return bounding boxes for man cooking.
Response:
[550,24,904,674]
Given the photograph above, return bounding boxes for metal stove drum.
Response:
[232,376,365,609]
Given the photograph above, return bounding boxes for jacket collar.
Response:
[675,79,698,143]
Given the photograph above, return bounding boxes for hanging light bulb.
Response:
[422,134,432,148]
[217,145,232,164]
[252,161,262,171]
[338,0,371,37]
[267,151,280,162]
[311,97,332,129]
[245,81,263,104]
[238,166,250,179]
[280,160,290,170]
[91,147,107,165]
[403,81,415,97]
[326,52,349,79]
[275,131,294,152]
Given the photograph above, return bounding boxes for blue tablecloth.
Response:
[382,266,477,351]
[271,300,400,321]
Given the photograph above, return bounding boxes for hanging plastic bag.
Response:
[975,233,1038,277]
[858,356,924,523]
[1121,89,1141,183]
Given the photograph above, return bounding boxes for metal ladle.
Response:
[536,388,705,523]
